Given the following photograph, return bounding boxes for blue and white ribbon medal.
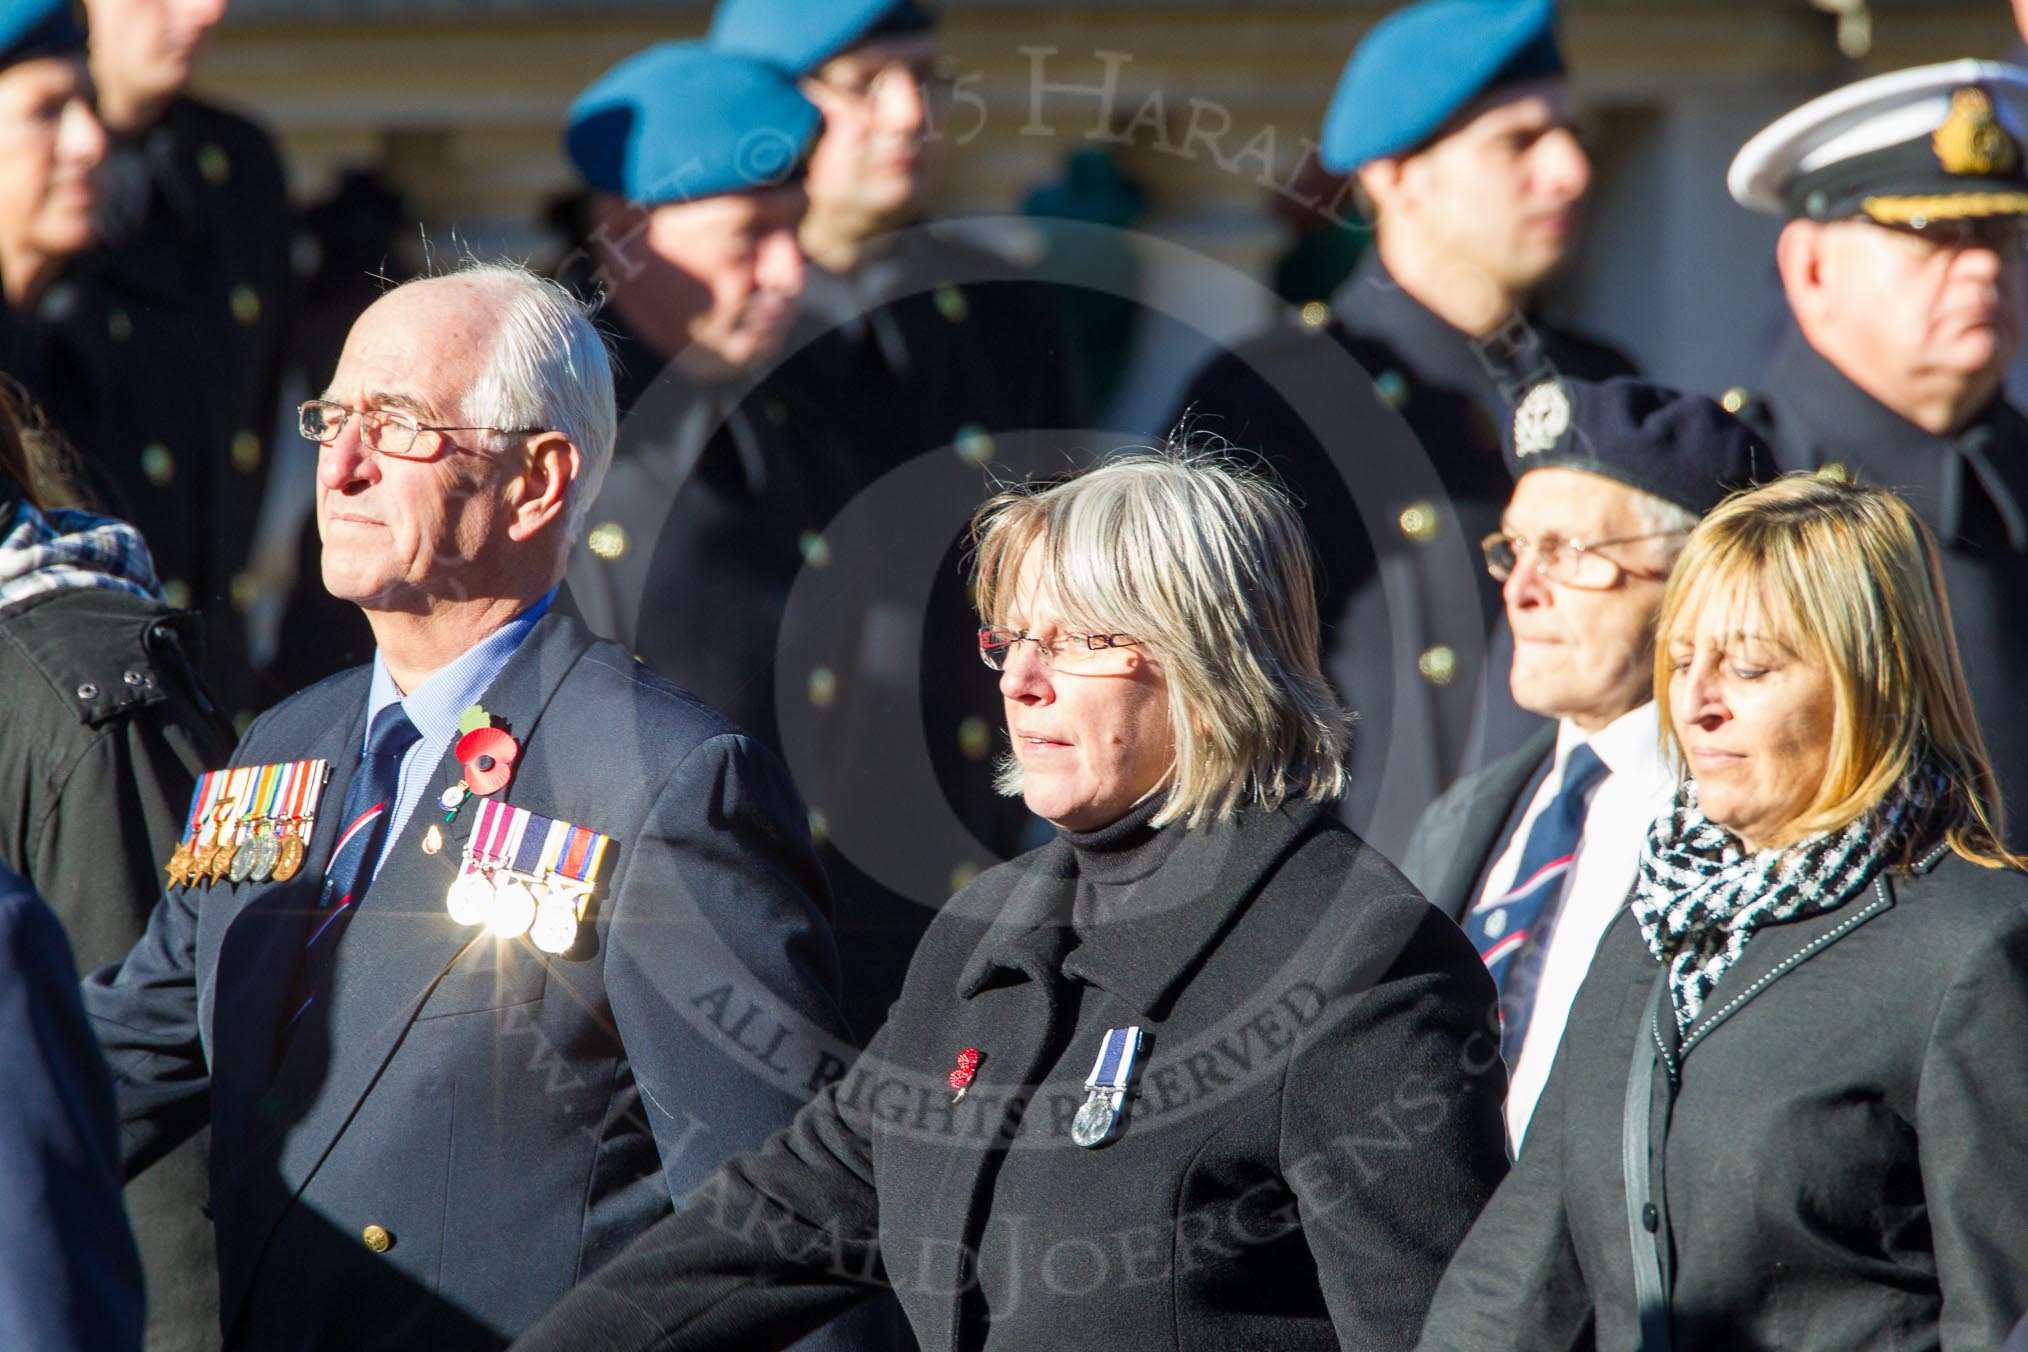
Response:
[1071,1026,1145,1149]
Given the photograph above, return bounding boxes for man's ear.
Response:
[1775,218,1827,322]
[505,432,580,543]
[1356,156,1408,218]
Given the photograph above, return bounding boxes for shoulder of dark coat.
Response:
[0,589,203,730]
[164,95,288,187]
[1892,849,2028,931]
[558,637,749,750]
[1536,318,1640,379]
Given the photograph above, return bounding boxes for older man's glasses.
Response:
[1481,529,1684,590]
[978,627,1142,672]
[298,400,545,459]
[1865,214,2026,255]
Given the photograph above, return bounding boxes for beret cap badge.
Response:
[1933,87,2019,178]
[1513,381,1573,457]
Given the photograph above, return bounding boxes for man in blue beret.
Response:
[1172,0,1635,862]
[0,0,101,322]
[1723,60,2028,838]
[698,0,1065,1041]
[1401,376,1757,1148]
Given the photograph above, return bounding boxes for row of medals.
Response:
[166,814,311,889]
[446,863,589,954]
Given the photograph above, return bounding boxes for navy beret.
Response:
[1321,0,1563,173]
[1506,376,1763,518]
[710,0,936,77]
[565,42,820,206]
[0,0,83,72]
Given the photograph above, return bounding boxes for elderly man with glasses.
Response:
[1402,377,1758,1147]
[1725,60,2028,838]
[79,260,866,1352]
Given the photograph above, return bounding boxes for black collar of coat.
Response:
[955,797,1331,1019]
[1330,251,1554,399]
[1764,324,2028,548]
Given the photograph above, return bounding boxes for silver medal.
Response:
[1070,1092,1119,1149]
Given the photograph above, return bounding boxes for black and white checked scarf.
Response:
[1632,769,1942,1032]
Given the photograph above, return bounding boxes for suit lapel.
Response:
[215,612,598,1336]
[1677,874,1896,1060]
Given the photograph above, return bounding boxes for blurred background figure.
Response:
[1403,377,1758,1147]
[0,0,102,348]
[1422,475,2028,1350]
[1021,145,1147,414]
[1172,0,1636,860]
[1725,61,2028,841]
[0,373,229,1352]
[0,861,144,1352]
[36,0,290,726]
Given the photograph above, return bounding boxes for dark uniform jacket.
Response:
[567,232,1078,1040]
[1420,849,2028,1350]
[1175,254,1635,858]
[0,582,231,1352]
[1401,723,1556,922]
[18,96,291,715]
[1739,328,2028,842]
[0,866,144,1352]
[84,608,857,1350]
[511,798,1512,1352]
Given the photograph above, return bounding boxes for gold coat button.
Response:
[1819,461,1851,483]
[586,522,627,561]
[198,143,231,185]
[1398,500,1439,544]
[1299,300,1330,329]
[361,1224,392,1253]
[108,308,133,344]
[162,579,192,609]
[140,443,174,486]
[231,430,262,473]
[230,284,261,326]
[952,424,993,465]
[797,530,831,568]
[1374,369,1410,409]
[807,666,837,708]
[806,808,828,846]
[948,861,981,894]
[933,285,969,323]
[957,716,991,761]
[1720,386,1748,415]
[1418,644,1458,686]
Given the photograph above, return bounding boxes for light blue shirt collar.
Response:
[359,588,555,877]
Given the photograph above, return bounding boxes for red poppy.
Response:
[454,725,519,795]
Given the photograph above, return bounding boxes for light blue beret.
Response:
[709,0,934,77]
[0,0,84,72]
[1321,0,1563,173]
[565,42,821,205]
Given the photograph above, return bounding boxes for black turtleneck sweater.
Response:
[1059,795,1187,937]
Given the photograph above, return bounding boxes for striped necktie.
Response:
[289,703,420,1028]
[1462,742,1609,1061]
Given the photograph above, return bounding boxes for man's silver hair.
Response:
[450,258,617,543]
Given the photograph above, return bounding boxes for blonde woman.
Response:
[1422,474,2028,1350]
[515,447,1511,1352]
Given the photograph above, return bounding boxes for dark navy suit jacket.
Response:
[83,608,862,1349]
[0,864,142,1351]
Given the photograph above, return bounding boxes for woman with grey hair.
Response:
[514,446,1510,1352]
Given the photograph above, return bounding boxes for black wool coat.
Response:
[1420,849,2028,1350]
[512,798,1512,1352]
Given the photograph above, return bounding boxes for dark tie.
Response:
[1462,743,1609,1061]
[288,703,421,1028]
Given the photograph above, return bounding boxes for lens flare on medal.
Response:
[531,896,579,955]
[949,1046,981,1103]
[488,877,537,939]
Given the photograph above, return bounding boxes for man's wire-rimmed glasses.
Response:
[298,399,547,459]
[1481,529,1686,590]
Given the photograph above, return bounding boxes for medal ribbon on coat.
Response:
[1071,1026,1145,1149]
[449,798,612,954]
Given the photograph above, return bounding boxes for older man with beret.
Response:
[1724,60,2028,838]
[1175,0,1635,858]
[1402,377,1760,1147]
[83,259,870,1351]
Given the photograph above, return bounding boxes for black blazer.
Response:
[1401,724,1555,922]
[84,609,857,1349]
[1420,848,2028,1350]
[511,798,1512,1352]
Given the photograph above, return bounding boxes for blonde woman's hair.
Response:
[1654,473,2018,868]
[969,443,1351,829]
